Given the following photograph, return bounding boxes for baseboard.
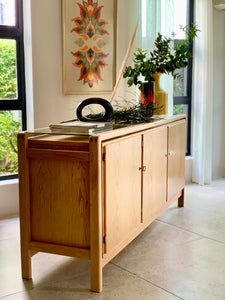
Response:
[185,156,193,184]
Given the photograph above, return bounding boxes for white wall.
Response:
[212,9,225,179]
[30,0,140,128]
[0,180,19,219]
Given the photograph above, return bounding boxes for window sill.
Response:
[0,178,18,186]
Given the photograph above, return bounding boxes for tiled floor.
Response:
[1,179,225,299]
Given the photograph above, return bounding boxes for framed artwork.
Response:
[62,0,117,94]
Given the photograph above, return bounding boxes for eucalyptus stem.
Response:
[86,102,154,124]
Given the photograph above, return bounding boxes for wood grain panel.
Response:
[28,135,89,151]
[30,157,90,248]
[89,136,103,292]
[27,148,89,161]
[142,127,167,223]
[30,241,90,259]
[104,135,142,255]
[18,133,33,279]
[96,115,186,141]
[167,120,186,202]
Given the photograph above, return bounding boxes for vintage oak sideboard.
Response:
[18,115,186,292]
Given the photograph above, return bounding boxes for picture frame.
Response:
[62,0,117,94]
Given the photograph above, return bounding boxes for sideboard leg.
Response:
[21,248,32,279]
[18,133,32,280]
[91,258,102,292]
[90,136,103,292]
[178,188,185,207]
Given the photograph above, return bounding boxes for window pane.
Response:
[173,104,189,153]
[0,0,15,26]
[174,0,187,39]
[0,110,21,177]
[0,39,17,100]
[173,104,187,115]
[173,65,188,96]
[173,0,188,97]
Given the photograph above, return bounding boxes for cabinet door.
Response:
[167,120,186,203]
[142,127,167,223]
[103,135,142,255]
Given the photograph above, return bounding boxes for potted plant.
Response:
[123,25,199,114]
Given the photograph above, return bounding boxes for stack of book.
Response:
[49,120,113,135]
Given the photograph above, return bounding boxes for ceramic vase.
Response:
[139,82,155,117]
[140,82,155,106]
[153,72,168,115]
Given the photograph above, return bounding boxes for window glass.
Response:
[0,0,26,180]
[173,104,189,154]
[0,0,15,26]
[174,0,188,39]
[173,0,188,97]
[173,104,188,115]
[0,39,17,100]
[0,110,21,176]
[173,65,188,96]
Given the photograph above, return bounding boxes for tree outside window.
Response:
[0,0,26,179]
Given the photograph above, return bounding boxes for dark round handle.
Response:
[76,98,113,122]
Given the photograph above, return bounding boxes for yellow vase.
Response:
[153,72,168,115]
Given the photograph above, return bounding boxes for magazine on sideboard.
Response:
[49,120,113,135]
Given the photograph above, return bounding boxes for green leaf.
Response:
[123,24,199,87]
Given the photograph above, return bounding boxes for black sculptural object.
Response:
[76,98,113,122]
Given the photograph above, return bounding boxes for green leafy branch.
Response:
[123,24,200,87]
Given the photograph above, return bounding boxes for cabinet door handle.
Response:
[165,152,171,158]
[139,166,146,172]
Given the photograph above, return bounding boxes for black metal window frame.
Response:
[173,0,194,155]
[0,0,26,180]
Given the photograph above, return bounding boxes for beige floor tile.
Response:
[207,230,225,244]
[158,180,225,238]
[158,204,225,237]
[135,219,202,246]
[112,237,225,300]
[184,183,225,214]
[0,238,32,298]
[1,263,181,300]
[0,218,20,241]
[1,180,225,299]
[0,234,180,299]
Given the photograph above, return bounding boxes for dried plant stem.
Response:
[109,20,139,104]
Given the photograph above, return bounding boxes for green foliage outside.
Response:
[0,39,17,99]
[174,76,185,96]
[173,105,184,115]
[0,111,21,175]
[173,64,185,96]
[0,39,19,176]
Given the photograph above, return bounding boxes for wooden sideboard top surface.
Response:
[25,114,186,149]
